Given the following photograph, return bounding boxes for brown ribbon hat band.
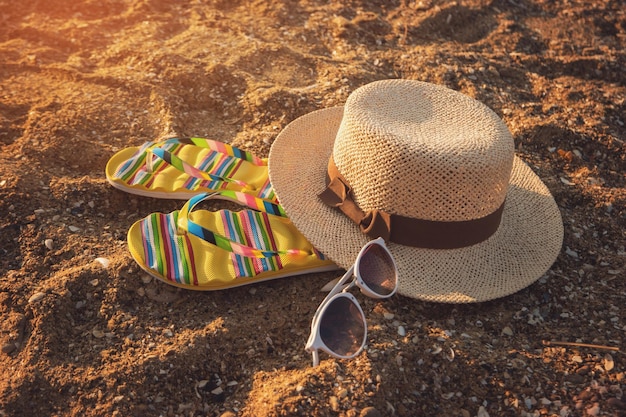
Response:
[319,156,505,249]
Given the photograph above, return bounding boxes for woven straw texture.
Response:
[333,80,513,221]
[268,80,563,303]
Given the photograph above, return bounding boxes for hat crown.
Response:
[332,80,514,222]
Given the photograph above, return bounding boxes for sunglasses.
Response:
[305,237,398,367]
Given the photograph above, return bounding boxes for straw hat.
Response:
[268,79,563,303]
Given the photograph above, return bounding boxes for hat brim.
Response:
[268,107,564,303]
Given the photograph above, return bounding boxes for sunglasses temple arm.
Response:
[311,349,320,367]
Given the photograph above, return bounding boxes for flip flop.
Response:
[106,137,276,202]
[127,192,338,290]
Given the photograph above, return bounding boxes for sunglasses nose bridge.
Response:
[340,278,357,293]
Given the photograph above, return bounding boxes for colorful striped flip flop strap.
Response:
[113,137,275,200]
[174,137,267,166]
[149,147,254,189]
[178,192,303,258]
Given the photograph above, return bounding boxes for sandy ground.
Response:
[0,0,625,416]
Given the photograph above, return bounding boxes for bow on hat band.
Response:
[318,156,506,249]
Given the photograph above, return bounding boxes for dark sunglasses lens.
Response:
[319,296,365,357]
[359,244,397,296]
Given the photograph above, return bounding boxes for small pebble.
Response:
[603,353,614,371]
[68,225,80,232]
[44,239,54,250]
[94,257,110,268]
[501,326,513,336]
[396,355,403,367]
[360,406,382,417]
[586,404,600,416]
[329,396,340,412]
[477,406,490,417]
[565,247,579,259]
[397,325,406,336]
[383,312,394,320]
[2,343,17,354]
[220,412,236,417]
[577,365,591,375]
[28,292,45,304]
[525,397,534,409]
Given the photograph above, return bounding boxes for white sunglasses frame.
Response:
[305,237,398,367]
